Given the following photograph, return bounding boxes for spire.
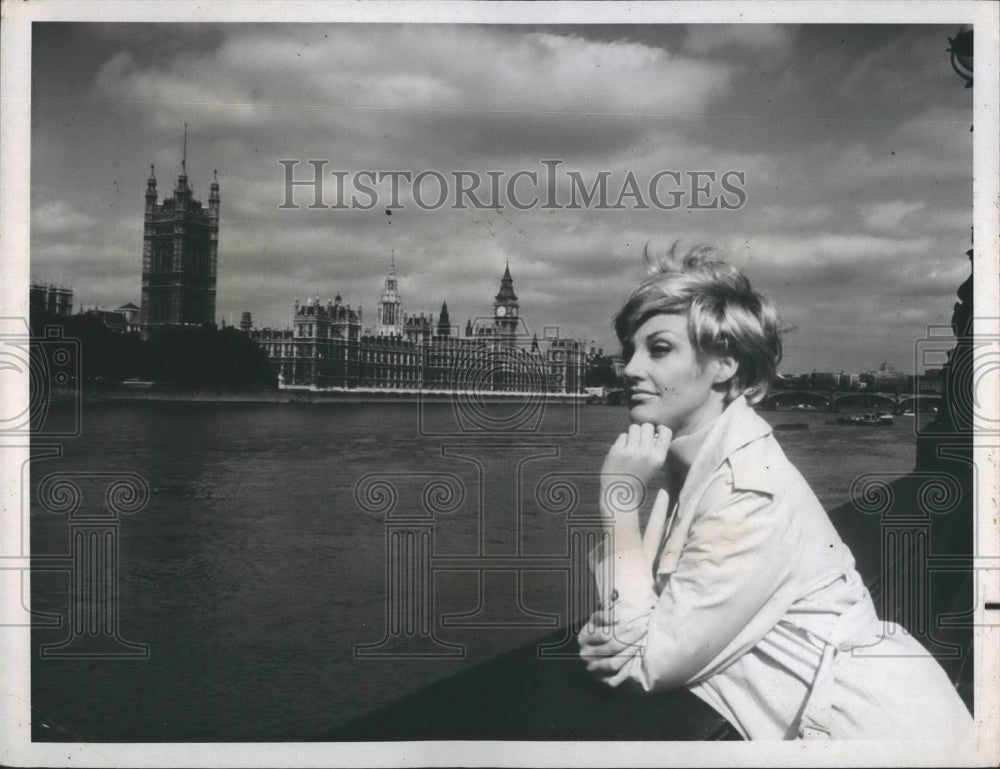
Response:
[495,260,518,302]
[390,248,396,274]
[209,167,220,209]
[175,124,190,197]
[436,300,451,339]
[145,162,158,209]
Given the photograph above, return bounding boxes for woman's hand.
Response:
[601,422,671,485]
[600,423,671,518]
[578,604,650,678]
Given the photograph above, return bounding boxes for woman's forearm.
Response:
[595,477,672,606]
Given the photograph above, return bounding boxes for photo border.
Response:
[2,1,997,766]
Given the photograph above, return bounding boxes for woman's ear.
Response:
[710,355,738,385]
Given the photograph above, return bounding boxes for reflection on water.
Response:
[30,401,928,740]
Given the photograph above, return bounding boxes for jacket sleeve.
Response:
[581,469,797,692]
[585,508,659,609]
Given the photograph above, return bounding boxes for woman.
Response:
[578,243,973,740]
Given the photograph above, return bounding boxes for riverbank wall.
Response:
[71,385,587,405]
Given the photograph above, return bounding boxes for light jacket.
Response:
[582,395,973,740]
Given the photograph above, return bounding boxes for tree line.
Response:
[31,309,276,390]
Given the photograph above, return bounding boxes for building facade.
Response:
[140,150,220,340]
[251,295,363,387]
[115,302,141,333]
[248,262,584,394]
[30,283,73,317]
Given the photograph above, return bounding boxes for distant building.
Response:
[90,309,129,334]
[809,371,838,389]
[916,367,944,395]
[873,362,908,393]
[403,312,434,346]
[250,294,362,388]
[30,282,73,317]
[249,262,583,394]
[140,131,220,340]
[115,302,141,333]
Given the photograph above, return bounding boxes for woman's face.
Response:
[621,312,732,437]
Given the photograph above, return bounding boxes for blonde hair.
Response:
[614,241,782,405]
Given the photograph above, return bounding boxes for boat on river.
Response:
[774,422,810,431]
[828,411,894,426]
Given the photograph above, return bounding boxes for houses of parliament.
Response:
[129,143,582,394]
[245,257,584,394]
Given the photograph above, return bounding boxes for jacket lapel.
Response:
[677,395,774,513]
[654,396,775,578]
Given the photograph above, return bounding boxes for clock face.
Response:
[496,306,507,317]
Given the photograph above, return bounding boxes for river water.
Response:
[29,400,931,741]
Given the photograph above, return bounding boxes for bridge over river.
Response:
[760,389,942,414]
[597,387,942,414]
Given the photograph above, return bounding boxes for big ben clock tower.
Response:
[493,261,519,339]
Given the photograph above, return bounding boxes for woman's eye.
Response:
[651,346,672,356]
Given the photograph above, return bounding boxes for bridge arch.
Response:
[760,390,831,410]
[831,392,897,411]
[896,394,942,413]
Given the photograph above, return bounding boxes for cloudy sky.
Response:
[30,21,973,374]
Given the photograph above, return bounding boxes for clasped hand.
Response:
[600,422,671,516]
[601,422,671,482]
[579,602,650,677]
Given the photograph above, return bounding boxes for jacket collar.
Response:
[665,415,717,488]
[676,394,774,510]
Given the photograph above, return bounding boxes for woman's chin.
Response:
[628,402,663,425]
